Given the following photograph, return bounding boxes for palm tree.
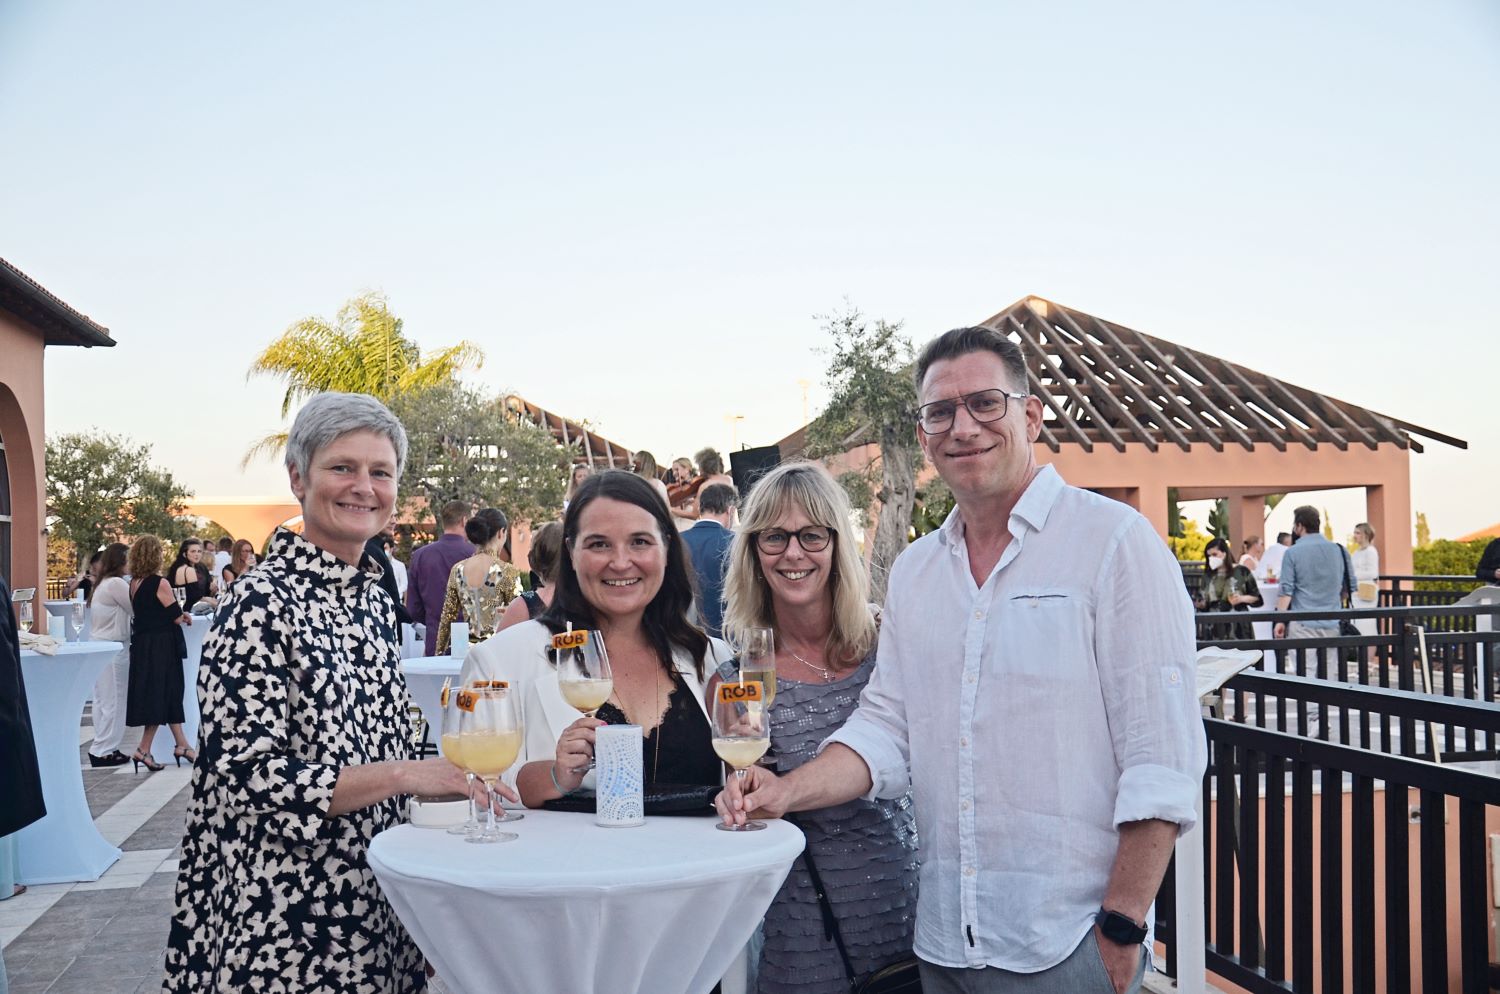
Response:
[243,292,484,466]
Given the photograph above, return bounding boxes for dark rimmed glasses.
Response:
[754,526,834,554]
[916,388,1028,435]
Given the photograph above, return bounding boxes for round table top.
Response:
[400,655,462,677]
[19,639,123,659]
[370,809,804,894]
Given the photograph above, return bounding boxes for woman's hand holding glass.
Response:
[711,687,772,833]
[553,715,604,791]
[554,629,612,773]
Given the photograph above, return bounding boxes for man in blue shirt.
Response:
[681,483,737,638]
[1273,505,1356,639]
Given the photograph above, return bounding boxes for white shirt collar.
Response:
[937,464,1065,548]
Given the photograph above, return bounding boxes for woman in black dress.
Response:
[125,535,192,772]
[167,538,214,610]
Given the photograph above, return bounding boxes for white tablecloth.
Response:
[15,641,124,883]
[146,615,212,759]
[369,811,802,994]
[1249,582,1280,641]
[400,655,461,756]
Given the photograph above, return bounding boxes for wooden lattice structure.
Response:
[504,395,634,469]
[986,297,1463,455]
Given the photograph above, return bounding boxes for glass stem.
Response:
[483,777,497,836]
[465,772,478,829]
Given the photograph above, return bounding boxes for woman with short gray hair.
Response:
[165,392,510,994]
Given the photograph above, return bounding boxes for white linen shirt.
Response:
[823,465,1206,972]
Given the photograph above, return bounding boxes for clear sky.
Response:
[3,2,1496,539]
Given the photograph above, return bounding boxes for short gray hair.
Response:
[285,392,408,480]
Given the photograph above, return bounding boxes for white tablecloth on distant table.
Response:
[16,641,124,883]
[400,655,461,756]
[1249,582,1281,641]
[369,811,803,994]
[147,615,212,759]
[43,600,91,642]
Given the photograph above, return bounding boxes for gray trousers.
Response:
[917,931,1147,994]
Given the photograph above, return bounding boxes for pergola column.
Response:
[1226,494,1268,555]
[1365,482,1412,574]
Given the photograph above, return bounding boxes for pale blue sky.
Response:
[3,2,1496,539]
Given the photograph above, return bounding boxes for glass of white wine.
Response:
[70,601,86,641]
[173,586,187,611]
[460,686,523,844]
[554,629,611,772]
[711,682,771,833]
[737,627,777,711]
[441,689,479,838]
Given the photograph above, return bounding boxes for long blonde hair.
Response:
[722,461,876,665]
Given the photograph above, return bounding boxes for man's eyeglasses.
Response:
[916,389,1028,435]
[754,526,834,554]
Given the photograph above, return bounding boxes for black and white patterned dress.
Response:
[164,529,424,994]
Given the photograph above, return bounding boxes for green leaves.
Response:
[45,432,194,567]
[244,292,484,465]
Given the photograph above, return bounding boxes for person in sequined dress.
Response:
[435,507,522,654]
[718,461,918,994]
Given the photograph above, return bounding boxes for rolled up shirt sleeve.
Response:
[1094,516,1207,833]
[200,591,339,845]
[820,579,912,801]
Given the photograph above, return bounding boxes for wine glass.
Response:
[460,686,523,844]
[173,586,187,611]
[554,629,611,772]
[441,690,479,838]
[70,601,86,641]
[737,628,776,710]
[17,599,33,629]
[711,680,771,832]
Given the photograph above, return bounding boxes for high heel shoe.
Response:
[173,746,197,767]
[131,750,164,773]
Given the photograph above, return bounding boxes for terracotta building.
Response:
[0,259,114,624]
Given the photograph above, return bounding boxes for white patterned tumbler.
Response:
[594,723,645,827]
[449,621,469,659]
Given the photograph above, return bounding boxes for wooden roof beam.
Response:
[1036,419,1062,453]
[1023,364,1094,451]
[1263,377,1347,450]
[1039,306,1164,451]
[1008,315,1123,451]
[1312,393,1381,450]
[1160,345,1271,452]
[1215,360,1319,450]
[1084,316,1218,451]
[1113,326,1231,452]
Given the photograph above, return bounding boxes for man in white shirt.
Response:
[1255,531,1292,581]
[211,536,233,582]
[718,327,1206,993]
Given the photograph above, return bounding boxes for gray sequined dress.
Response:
[756,653,919,994]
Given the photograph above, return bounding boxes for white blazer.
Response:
[459,620,730,789]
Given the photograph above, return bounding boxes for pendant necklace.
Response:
[784,645,835,682]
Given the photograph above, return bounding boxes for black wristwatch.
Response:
[1096,907,1148,945]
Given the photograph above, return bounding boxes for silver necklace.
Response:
[784,645,835,682]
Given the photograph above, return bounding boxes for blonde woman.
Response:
[435,507,522,654]
[718,461,917,994]
[1350,522,1381,636]
[631,449,671,507]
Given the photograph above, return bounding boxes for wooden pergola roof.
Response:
[503,394,634,468]
[982,297,1465,455]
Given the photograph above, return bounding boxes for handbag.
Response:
[541,783,719,816]
[787,815,923,994]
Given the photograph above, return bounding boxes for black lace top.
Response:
[595,672,719,788]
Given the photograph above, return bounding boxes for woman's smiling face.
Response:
[755,503,834,614]
[570,497,667,625]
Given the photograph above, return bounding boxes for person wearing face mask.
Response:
[1195,538,1262,640]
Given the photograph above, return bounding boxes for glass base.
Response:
[465,831,518,844]
[447,821,479,836]
[497,810,524,823]
[716,820,767,832]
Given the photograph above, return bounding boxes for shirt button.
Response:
[974,610,984,620]
[961,800,971,811]
[960,737,969,748]
[966,674,976,685]
[964,866,976,877]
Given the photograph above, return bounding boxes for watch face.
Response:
[1099,910,1147,944]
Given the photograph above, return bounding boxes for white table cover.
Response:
[400,655,460,756]
[15,641,124,883]
[44,599,90,641]
[146,615,212,759]
[369,811,802,994]
[1249,581,1280,641]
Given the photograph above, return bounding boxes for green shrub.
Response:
[1413,538,1491,577]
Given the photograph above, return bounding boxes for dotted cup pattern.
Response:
[595,724,645,827]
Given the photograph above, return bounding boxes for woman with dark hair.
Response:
[497,521,564,631]
[85,543,132,767]
[1195,536,1262,640]
[436,507,522,654]
[460,470,728,804]
[167,538,214,610]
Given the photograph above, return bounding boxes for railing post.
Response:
[1173,786,1206,994]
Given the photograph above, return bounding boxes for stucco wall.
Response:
[0,310,47,628]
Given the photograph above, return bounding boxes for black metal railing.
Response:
[1383,574,1489,609]
[1155,689,1500,994]
[1195,606,1500,706]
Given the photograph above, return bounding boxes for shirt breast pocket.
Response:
[995,590,1090,681]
